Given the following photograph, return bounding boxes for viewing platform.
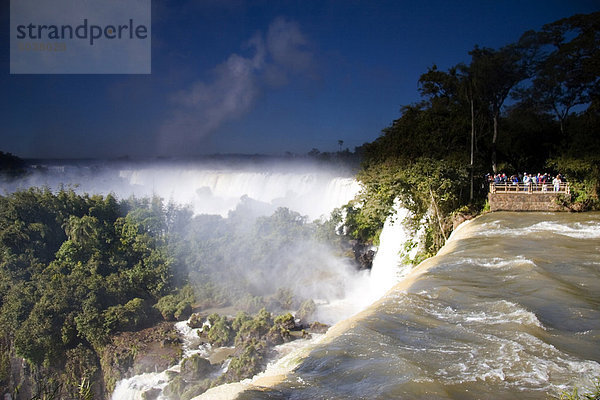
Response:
[488,182,570,212]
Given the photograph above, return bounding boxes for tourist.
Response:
[553,174,562,192]
[487,171,566,193]
[523,173,531,191]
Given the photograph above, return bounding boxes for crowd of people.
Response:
[486,172,565,192]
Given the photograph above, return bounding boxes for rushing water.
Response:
[111,196,416,400]
[234,212,600,400]
[104,162,415,399]
[193,201,416,400]
[4,159,360,220]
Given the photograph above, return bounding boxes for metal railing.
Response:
[490,182,570,194]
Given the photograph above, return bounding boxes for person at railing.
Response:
[523,173,531,191]
[542,173,550,192]
[553,174,562,192]
[487,172,567,193]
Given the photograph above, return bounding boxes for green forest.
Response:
[0,188,346,398]
[0,189,177,398]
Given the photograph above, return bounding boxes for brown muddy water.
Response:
[237,212,600,399]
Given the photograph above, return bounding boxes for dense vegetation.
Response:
[343,12,599,258]
[0,188,345,398]
[0,189,178,398]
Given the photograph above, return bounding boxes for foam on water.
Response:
[423,298,544,330]
[479,218,600,239]
[451,256,537,270]
[388,292,600,393]
[529,221,600,239]
[111,370,172,400]
[194,334,326,400]
[111,318,213,400]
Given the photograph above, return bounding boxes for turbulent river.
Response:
[234,212,600,400]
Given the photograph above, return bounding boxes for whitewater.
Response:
[236,212,600,399]
[104,161,417,400]
[6,159,360,220]
[15,159,414,399]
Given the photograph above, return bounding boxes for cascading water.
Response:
[110,320,215,400]
[7,160,360,220]
[367,203,415,300]
[108,181,418,400]
[314,200,417,323]
[236,212,600,400]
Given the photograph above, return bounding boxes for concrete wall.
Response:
[488,193,568,212]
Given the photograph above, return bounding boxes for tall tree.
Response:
[516,12,600,137]
[469,45,526,173]
[419,63,483,201]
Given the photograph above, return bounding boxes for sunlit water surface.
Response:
[236,212,600,400]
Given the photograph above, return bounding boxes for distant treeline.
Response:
[0,152,26,177]
[343,12,600,257]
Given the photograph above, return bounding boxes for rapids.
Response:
[101,162,418,399]
[234,212,600,399]
[110,193,416,399]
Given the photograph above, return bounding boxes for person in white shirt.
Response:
[553,174,562,192]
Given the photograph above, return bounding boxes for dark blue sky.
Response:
[1,0,598,158]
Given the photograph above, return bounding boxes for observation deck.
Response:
[488,182,570,212]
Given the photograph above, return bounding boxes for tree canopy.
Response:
[349,11,600,255]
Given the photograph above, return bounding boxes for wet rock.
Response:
[141,388,161,400]
[100,322,182,393]
[187,313,205,329]
[350,240,375,270]
[181,354,214,381]
[452,212,474,230]
[309,321,330,333]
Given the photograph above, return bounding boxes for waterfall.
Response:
[314,199,416,322]
[81,164,416,400]
[9,160,360,220]
[118,166,360,219]
[367,201,415,301]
